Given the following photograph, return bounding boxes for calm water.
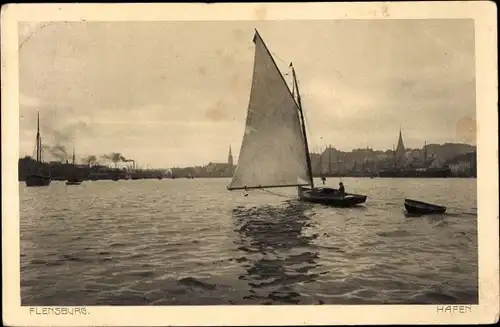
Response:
[20,177,478,305]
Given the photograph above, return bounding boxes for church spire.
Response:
[424,140,427,161]
[394,128,406,168]
[396,128,405,153]
[228,145,233,167]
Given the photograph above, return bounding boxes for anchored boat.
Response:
[404,199,446,215]
[26,111,51,187]
[66,148,82,186]
[227,29,367,208]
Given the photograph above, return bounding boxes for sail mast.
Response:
[291,65,314,188]
[36,111,41,163]
[328,145,332,176]
[72,148,76,174]
[318,147,322,175]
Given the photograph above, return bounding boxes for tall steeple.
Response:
[394,128,406,168]
[228,145,233,166]
[396,128,405,150]
[423,140,428,161]
[395,129,405,155]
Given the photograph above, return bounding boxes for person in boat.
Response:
[321,176,326,185]
[338,182,345,196]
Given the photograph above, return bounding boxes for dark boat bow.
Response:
[404,198,446,215]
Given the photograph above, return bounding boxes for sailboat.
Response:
[25,111,51,187]
[66,148,82,186]
[227,30,367,207]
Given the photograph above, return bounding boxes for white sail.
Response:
[228,31,311,190]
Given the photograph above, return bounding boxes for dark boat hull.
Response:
[66,180,82,185]
[298,187,367,207]
[404,198,446,215]
[26,174,51,187]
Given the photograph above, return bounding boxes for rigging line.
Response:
[300,91,315,153]
[270,51,289,67]
[291,71,316,154]
[258,188,295,199]
[271,50,295,92]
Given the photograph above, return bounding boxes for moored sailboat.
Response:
[66,148,82,186]
[26,111,51,187]
[227,30,367,207]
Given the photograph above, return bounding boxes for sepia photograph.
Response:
[2,2,498,326]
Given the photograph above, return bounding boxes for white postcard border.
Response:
[1,2,498,326]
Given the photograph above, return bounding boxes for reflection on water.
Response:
[233,200,320,304]
[233,201,319,304]
[20,178,478,305]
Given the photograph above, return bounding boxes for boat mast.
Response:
[36,111,41,163]
[72,148,76,175]
[318,147,322,176]
[328,145,332,176]
[291,64,314,188]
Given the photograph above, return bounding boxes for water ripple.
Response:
[20,178,478,305]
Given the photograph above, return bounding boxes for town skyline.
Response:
[20,138,476,170]
[19,20,476,168]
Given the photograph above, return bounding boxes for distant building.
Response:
[428,156,446,169]
[445,152,476,177]
[309,153,321,174]
[206,146,236,177]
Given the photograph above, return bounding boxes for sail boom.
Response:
[228,183,310,191]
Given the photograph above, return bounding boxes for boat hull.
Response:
[66,180,82,186]
[298,187,367,207]
[26,174,51,187]
[404,198,446,215]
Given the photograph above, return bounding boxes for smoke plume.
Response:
[42,144,68,162]
[101,152,124,163]
[82,155,98,165]
[101,152,134,165]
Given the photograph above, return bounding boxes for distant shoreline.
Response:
[17,176,477,183]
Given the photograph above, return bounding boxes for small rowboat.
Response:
[404,199,446,215]
[66,180,82,186]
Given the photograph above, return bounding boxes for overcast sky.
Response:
[18,19,475,168]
